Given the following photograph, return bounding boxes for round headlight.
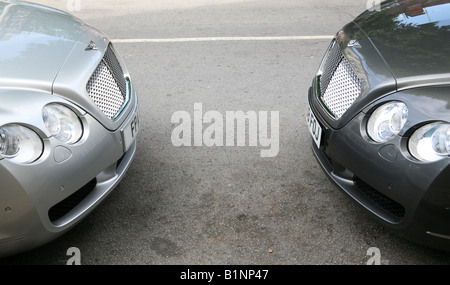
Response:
[409,122,450,162]
[367,101,408,143]
[42,104,83,144]
[0,124,43,163]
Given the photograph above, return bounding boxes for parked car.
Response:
[0,1,139,257]
[307,0,450,251]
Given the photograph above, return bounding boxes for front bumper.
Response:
[0,91,139,258]
[307,86,450,251]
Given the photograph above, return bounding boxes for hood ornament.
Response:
[85,41,98,51]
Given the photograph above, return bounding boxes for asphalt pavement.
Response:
[1,0,450,265]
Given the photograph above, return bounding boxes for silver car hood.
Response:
[0,1,89,91]
[0,1,134,130]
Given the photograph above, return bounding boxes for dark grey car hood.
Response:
[354,0,450,88]
[0,1,87,92]
[313,0,450,129]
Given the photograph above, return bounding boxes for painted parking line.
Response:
[111,35,334,43]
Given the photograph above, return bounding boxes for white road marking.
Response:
[111,36,334,43]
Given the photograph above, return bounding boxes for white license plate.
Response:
[306,105,323,148]
[122,112,139,152]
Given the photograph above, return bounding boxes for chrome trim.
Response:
[426,231,450,240]
[113,78,131,120]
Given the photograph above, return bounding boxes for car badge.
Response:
[85,41,98,51]
[348,39,361,48]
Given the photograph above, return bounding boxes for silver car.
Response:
[0,1,139,257]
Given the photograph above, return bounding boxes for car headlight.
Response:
[367,101,408,143]
[0,124,43,163]
[42,104,83,144]
[409,122,450,162]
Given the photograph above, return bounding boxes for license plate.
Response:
[306,105,322,148]
[122,112,139,152]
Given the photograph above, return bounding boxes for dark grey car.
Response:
[307,0,450,251]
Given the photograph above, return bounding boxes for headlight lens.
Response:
[367,102,408,143]
[0,125,43,163]
[409,122,450,162]
[42,104,83,144]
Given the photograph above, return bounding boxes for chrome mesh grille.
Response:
[87,44,127,120]
[319,40,362,119]
[103,45,127,96]
[320,41,343,96]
